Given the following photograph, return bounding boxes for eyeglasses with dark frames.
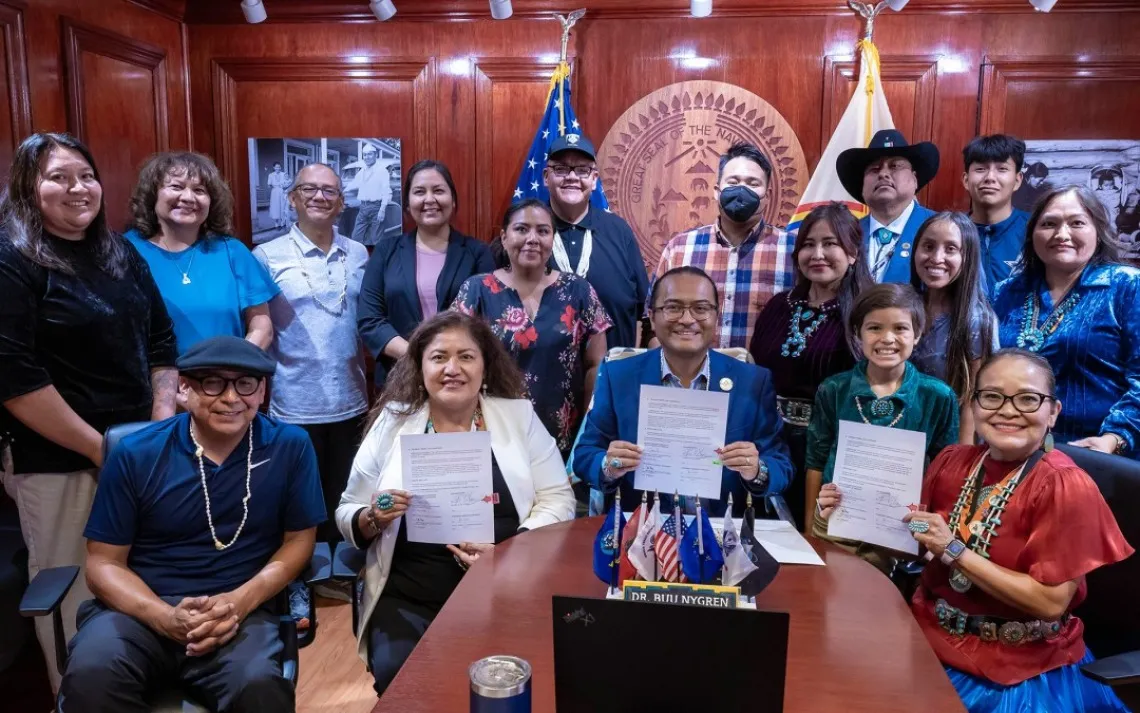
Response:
[973,389,1055,414]
[651,301,718,322]
[187,375,262,397]
[293,184,342,199]
[547,164,596,179]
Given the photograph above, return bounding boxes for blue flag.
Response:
[592,500,626,588]
[679,506,724,585]
[512,61,609,209]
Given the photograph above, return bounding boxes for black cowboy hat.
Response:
[836,129,940,203]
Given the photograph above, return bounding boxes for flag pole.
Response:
[695,495,705,584]
[552,9,586,136]
[611,488,622,594]
[652,490,659,582]
[673,490,681,582]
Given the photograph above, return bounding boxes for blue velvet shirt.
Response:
[975,209,1030,297]
[995,262,1140,456]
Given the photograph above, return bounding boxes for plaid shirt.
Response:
[649,221,795,349]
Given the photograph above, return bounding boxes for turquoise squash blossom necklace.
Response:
[781,301,835,358]
[1017,290,1081,352]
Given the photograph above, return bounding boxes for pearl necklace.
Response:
[854,395,905,427]
[292,238,347,314]
[189,421,254,551]
[1017,290,1081,352]
[781,301,834,358]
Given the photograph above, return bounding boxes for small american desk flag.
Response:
[511,60,609,209]
[654,512,684,583]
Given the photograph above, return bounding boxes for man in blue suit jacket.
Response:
[572,266,792,518]
[836,129,940,283]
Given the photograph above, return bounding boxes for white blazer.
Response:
[335,395,576,661]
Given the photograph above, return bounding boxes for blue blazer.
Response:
[861,201,936,283]
[357,229,494,384]
[572,349,792,517]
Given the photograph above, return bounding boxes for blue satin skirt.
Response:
[946,651,1132,713]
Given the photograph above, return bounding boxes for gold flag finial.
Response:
[554,9,587,64]
[846,1,892,42]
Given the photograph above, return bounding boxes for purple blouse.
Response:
[749,288,856,402]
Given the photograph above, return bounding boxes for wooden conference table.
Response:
[372,517,966,713]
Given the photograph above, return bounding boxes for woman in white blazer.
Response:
[336,311,575,695]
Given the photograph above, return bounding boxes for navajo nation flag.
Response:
[786,40,895,234]
[512,61,610,209]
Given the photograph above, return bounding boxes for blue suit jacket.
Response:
[357,229,494,384]
[861,202,936,283]
[572,349,792,517]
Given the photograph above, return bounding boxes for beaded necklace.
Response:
[781,301,835,358]
[189,421,254,551]
[426,406,486,434]
[944,452,1033,593]
[292,237,348,314]
[1016,290,1081,352]
[854,395,905,427]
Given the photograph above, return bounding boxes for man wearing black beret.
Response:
[60,336,326,712]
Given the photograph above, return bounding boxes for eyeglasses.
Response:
[973,389,1055,414]
[294,184,341,199]
[187,375,262,397]
[652,302,717,322]
[548,164,595,179]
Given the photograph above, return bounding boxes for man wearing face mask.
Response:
[648,142,796,349]
[542,134,650,349]
[836,129,939,283]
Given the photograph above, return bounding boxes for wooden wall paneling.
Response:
[61,19,169,230]
[210,56,436,242]
[125,0,186,22]
[979,55,1140,139]
[473,58,560,242]
[0,0,30,174]
[822,53,940,203]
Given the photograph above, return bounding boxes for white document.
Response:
[826,420,925,555]
[401,431,495,545]
[635,385,729,500]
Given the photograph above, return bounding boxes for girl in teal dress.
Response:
[804,283,959,571]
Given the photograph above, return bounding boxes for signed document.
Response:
[826,420,924,555]
[635,385,729,500]
[401,431,495,545]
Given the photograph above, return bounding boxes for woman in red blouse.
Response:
[903,348,1133,712]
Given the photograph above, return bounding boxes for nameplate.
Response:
[621,581,740,609]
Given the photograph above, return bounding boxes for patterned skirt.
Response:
[946,650,1132,713]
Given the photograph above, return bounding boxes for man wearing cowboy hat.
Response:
[837,129,940,283]
[61,336,326,712]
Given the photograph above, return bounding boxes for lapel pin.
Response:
[719,377,734,391]
[900,250,910,258]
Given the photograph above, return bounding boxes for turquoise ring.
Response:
[609,457,622,469]
[908,520,930,534]
[375,492,395,511]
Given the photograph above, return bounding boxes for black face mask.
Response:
[719,185,762,223]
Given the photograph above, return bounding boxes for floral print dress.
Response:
[452,272,612,456]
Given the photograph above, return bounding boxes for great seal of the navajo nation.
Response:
[598,81,807,273]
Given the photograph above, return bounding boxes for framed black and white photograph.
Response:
[247,137,402,245]
[1014,139,1140,248]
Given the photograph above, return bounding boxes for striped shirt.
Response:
[649,221,795,349]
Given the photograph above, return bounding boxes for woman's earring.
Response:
[1043,428,1054,453]
[481,382,488,395]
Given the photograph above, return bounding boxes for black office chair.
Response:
[17,422,334,713]
[1055,444,1140,709]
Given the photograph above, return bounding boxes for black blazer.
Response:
[357,228,495,384]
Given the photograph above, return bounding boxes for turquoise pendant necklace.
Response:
[781,301,834,358]
[1017,290,1081,352]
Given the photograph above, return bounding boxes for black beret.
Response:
[176,336,276,378]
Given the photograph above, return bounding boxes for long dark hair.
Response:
[910,211,995,404]
[0,132,128,277]
[365,311,525,431]
[792,202,873,354]
[1019,185,1125,280]
[128,151,235,242]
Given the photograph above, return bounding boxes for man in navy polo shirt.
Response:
[59,336,325,713]
[962,134,1031,294]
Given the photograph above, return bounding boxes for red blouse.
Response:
[911,445,1134,685]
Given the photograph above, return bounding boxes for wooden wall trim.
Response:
[61,19,169,150]
[473,58,560,240]
[185,0,1140,24]
[126,0,186,22]
[0,0,30,147]
[978,55,1140,134]
[209,56,437,181]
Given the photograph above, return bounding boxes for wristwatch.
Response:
[749,459,770,489]
[941,538,967,567]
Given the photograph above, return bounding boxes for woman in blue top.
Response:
[909,212,998,443]
[125,152,279,354]
[994,185,1140,458]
